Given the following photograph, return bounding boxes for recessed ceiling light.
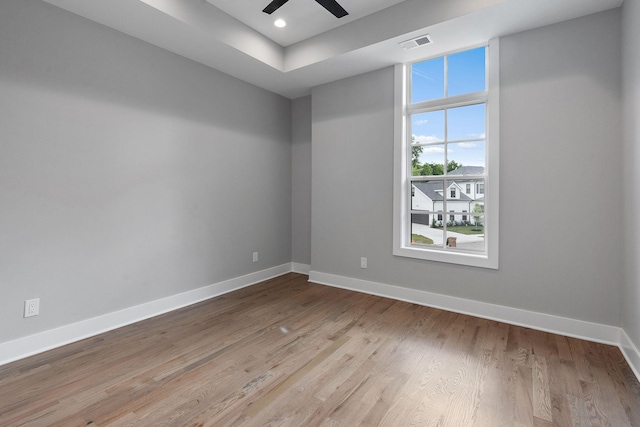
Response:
[274,18,286,28]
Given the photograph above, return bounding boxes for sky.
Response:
[411,46,487,169]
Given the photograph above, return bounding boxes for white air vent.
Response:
[399,34,432,50]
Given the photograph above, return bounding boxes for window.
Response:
[393,40,499,269]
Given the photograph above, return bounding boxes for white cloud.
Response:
[423,145,445,153]
[412,134,442,144]
[457,142,477,148]
[413,119,430,126]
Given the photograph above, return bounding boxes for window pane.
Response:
[411,111,444,143]
[447,104,485,142]
[412,145,445,176]
[448,141,485,171]
[412,180,443,211]
[448,46,486,96]
[411,57,445,103]
[445,214,485,252]
[411,214,442,247]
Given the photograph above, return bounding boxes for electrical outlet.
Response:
[24,298,40,318]
[253,251,259,263]
[361,257,367,269]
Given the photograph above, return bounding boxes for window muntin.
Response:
[393,41,499,269]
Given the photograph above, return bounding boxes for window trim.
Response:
[393,39,499,269]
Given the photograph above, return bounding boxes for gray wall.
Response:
[291,96,312,265]
[311,9,623,326]
[623,0,640,346]
[0,0,630,351]
[0,0,291,343]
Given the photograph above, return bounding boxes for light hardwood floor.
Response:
[1,273,639,426]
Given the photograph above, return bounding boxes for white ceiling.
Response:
[41,0,623,99]
[205,0,407,47]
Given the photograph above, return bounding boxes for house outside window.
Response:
[393,40,500,269]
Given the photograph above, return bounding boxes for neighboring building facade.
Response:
[411,166,484,226]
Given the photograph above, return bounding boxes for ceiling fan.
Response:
[262,0,349,19]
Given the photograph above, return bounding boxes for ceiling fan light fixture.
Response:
[263,0,347,19]
[274,18,287,27]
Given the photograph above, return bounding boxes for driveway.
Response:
[412,223,484,247]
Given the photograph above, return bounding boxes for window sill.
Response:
[393,244,498,269]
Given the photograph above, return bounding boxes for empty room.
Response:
[2,0,640,425]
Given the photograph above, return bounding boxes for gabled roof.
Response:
[413,181,473,202]
[413,182,443,201]
[413,167,484,202]
[448,166,485,176]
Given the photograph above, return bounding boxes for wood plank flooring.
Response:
[1,273,639,426]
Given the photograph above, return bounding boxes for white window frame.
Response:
[393,39,499,269]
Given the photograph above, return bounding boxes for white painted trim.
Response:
[392,41,500,270]
[620,329,640,381]
[309,270,640,380]
[5,264,640,383]
[0,264,293,367]
[291,262,311,275]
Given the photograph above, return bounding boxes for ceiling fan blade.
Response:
[315,0,348,18]
[263,0,290,14]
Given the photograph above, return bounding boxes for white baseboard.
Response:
[309,270,640,380]
[0,264,293,367]
[620,329,640,381]
[291,262,311,275]
[4,265,640,383]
